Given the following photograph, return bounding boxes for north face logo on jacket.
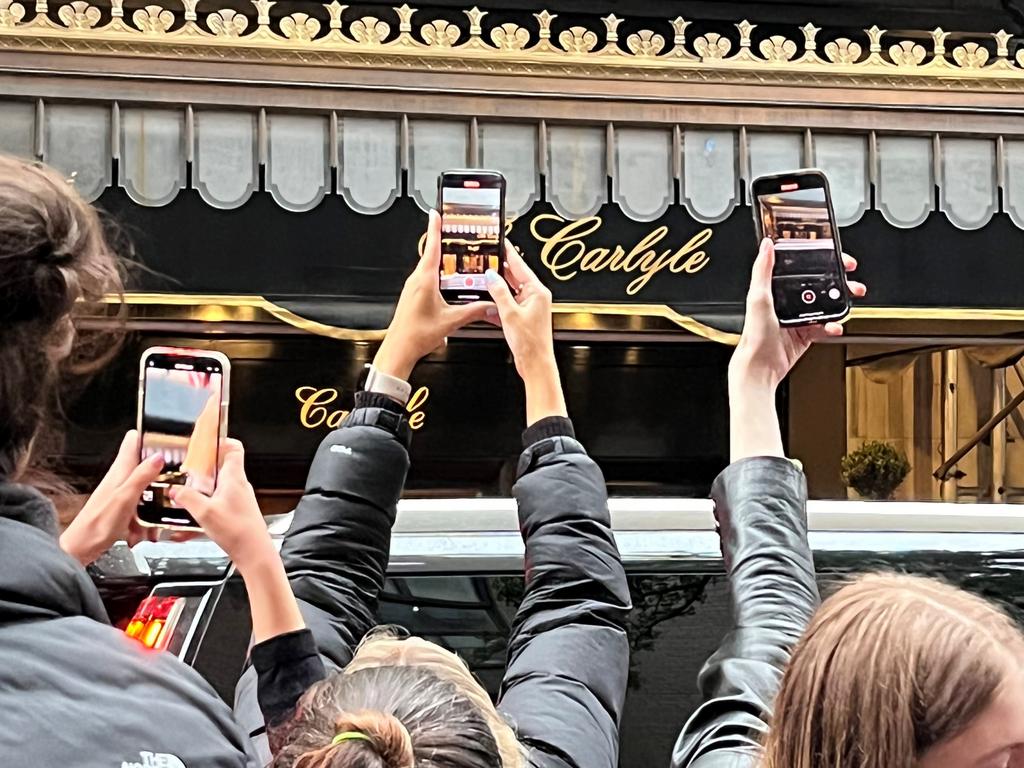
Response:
[120,752,186,768]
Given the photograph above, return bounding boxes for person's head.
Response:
[0,153,122,481]
[763,572,1024,768]
[272,632,523,768]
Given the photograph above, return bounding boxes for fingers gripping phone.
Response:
[751,169,851,326]
[438,170,507,304]
[136,347,230,530]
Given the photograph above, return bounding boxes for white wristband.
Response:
[361,364,412,406]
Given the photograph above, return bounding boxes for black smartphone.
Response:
[136,347,231,530]
[437,170,506,304]
[751,169,851,326]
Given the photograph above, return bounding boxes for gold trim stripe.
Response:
[99,294,1024,346]
[0,4,1022,92]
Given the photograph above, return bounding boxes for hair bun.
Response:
[333,711,414,768]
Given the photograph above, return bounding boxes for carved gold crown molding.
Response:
[0,1,1022,91]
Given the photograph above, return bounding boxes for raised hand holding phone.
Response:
[730,238,866,461]
[437,170,506,305]
[484,242,568,426]
[751,169,851,326]
[372,209,494,381]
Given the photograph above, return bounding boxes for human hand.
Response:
[372,210,495,381]
[484,241,567,425]
[60,430,164,566]
[730,238,867,392]
[169,439,274,574]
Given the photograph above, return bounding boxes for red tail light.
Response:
[126,596,184,651]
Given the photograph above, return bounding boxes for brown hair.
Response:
[762,572,1024,768]
[272,665,504,768]
[0,153,123,483]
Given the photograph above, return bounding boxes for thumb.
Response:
[167,484,212,524]
[445,300,495,333]
[484,270,517,319]
[751,238,775,288]
[746,239,776,312]
[218,449,247,488]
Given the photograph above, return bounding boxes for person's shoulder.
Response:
[686,745,763,768]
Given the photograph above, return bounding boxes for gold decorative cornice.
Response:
[0,1,1022,91]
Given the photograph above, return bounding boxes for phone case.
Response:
[750,168,851,327]
[437,170,508,305]
[135,346,231,531]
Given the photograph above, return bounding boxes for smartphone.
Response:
[751,169,851,326]
[437,170,506,304]
[136,347,230,530]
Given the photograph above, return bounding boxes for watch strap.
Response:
[344,405,413,450]
[361,364,412,406]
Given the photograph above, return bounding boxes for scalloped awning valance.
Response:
[2,98,1023,231]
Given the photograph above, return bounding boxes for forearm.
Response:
[237,552,306,644]
[522,356,568,427]
[728,357,784,462]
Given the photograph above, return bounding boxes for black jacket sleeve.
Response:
[497,427,632,768]
[278,401,411,670]
[671,457,819,768]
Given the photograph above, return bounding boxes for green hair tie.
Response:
[332,732,373,747]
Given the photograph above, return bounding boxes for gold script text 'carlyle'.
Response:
[296,386,429,430]
[530,215,713,296]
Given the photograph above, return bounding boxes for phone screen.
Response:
[439,172,505,303]
[756,180,849,324]
[138,352,224,528]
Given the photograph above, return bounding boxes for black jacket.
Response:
[0,482,259,768]
[234,405,631,768]
[671,457,820,768]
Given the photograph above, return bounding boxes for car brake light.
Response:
[125,596,184,651]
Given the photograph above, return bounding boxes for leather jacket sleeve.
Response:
[671,457,819,768]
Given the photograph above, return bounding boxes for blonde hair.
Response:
[272,629,525,768]
[762,573,1024,768]
[345,633,525,767]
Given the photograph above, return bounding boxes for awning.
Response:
[2,98,1023,231]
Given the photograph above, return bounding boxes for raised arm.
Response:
[672,240,866,767]
[485,245,631,768]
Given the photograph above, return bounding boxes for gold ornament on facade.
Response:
[732,20,758,62]
[421,19,460,48]
[953,42,989,69]
[0,1,26,29]
[207,9,248,37]
[133,5,174,35]
[889,40,927,68]
[760,35,797,63]
[626,30,665,58]
[0,2,1020,91]
[694,32,731,61]
[280,12,320,42]
[490,22,529,51]
[667,17,697,61]
[58,1,100,29]
[350,16,389,45]
[599,13,623,56]
[558,26,598,55]
[824,38,863,65]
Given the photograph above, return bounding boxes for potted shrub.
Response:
[841,441,911,500]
